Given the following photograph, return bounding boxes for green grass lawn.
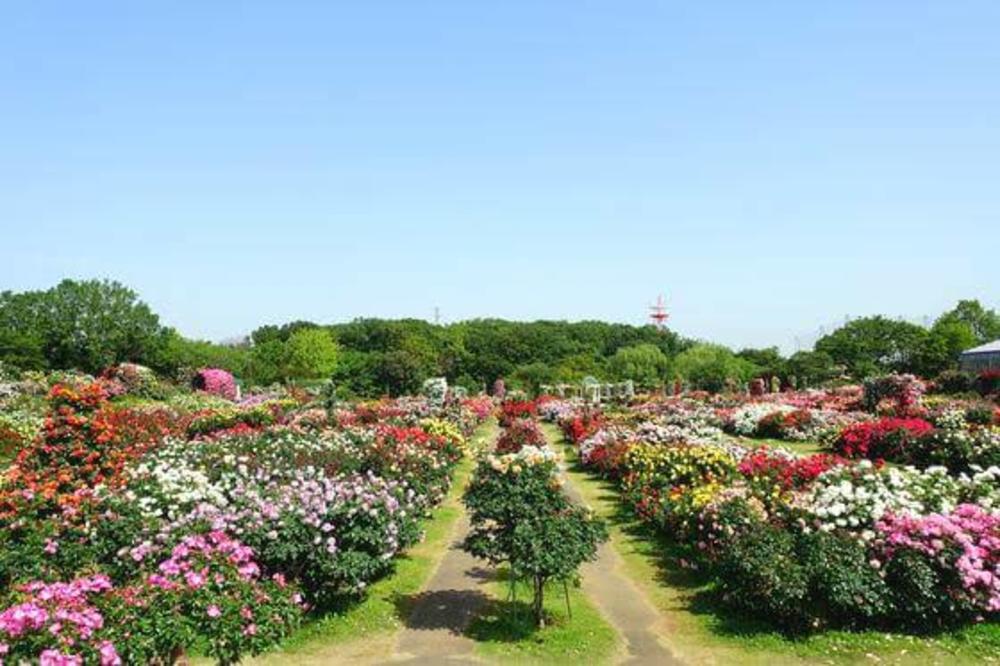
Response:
[243,419,500,664]
[467,566,621,665]
[734,435,825,456]
[555,433,1000,665]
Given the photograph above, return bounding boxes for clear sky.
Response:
[1,2,997,352]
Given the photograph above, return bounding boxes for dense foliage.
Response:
[463,412,607,627]
[2,280,995,397]
[0,370,489,663]
[542,385,1000,635]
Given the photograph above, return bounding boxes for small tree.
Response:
[608,344,670,390]
[463,448,607,627]
[286,328,338,381]
[509,506,608,625]
[674,343,756,393]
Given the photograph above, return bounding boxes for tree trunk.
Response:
[533,575,546,628]
[170,646,190,665]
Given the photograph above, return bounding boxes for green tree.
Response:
[285,328,339,381]
[607,343,670,389]
[246,340,290,385]
[377,349,426,396]
[250,320,320,346]
[674,343,756,392]
[552,353,605,383]
[936,300,1000,344]
[511,362,556,396]
[331,350,382,397]
[0,279,166,374]
[463,455,607,627]
[786,350,836,387]
[815,316,928,378]
[918,319,977,376]
[737,347,787,382]
[152,330,249,380]
[0,328,47,372]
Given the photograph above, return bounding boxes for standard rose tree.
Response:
[462,447,607,627]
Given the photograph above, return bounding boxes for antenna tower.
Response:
[649,294,670,330]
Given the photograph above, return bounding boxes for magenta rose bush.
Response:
[875,504,1000,618]
[0,575,120,666]
[192,368,237,401]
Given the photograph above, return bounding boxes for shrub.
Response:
[0,423,26,462]
[184,402,293,438]
[622,442,735,499]
[105,531,302,664]
[102,363,166,399]
[0,384,174,520]
[935,370,973,395]
[580,431,632,479]
[715,524,811,631]
[125,433,428,606]
[800,531,891,627]
[192,368,237,401]
[756,408,813,440]
[966,404,997,426]
[461,396,494,421]
[738,449,848,504]
[798,462,969,537]
[693,493,767,564]
[499,400,536,427]
[717,528,893,632]
[975,370,1000,397]
[862,374,926,415]
[831,417,934,461]
[561,411,603,444]
[620,443,736,532]
[882,549,972,629]
[495,419,546,454]
[0,575,121,665]
[421,377,448,407]
[874,504,1000,620]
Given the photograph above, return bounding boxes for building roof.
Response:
[961,339,1000,355]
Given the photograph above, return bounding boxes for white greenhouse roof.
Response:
[961,339,1000,355]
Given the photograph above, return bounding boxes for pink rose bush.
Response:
[105,531,302,665]
[192,368,237,401]
[0,575,119,666]
[875,504,1000,614]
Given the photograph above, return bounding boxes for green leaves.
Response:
[463,450,607,626]
[0,279,164,374]
[673,343,756,392]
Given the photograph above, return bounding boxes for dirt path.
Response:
[389,510,490,664]
[389,424,497,664]
[544,425,684,666]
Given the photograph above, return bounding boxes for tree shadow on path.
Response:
[393,588,492,636]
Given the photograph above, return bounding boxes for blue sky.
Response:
[1,2,997,352]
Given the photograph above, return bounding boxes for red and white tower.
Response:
[649,294,670,330]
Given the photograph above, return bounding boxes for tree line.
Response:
[1,279,996,396]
